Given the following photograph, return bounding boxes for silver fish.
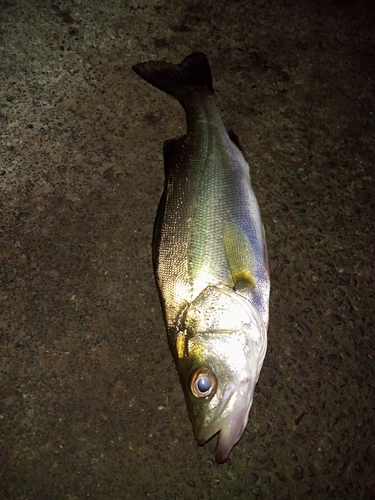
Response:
[132,52,270,462]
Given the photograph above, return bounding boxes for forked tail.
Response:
[132,52,215,102]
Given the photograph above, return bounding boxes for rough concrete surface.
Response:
[1,0,374,498]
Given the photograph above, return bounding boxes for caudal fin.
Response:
[132,52,214,101]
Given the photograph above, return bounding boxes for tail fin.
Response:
[132,52,214,101]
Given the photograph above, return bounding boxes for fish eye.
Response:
[190,368,216,398]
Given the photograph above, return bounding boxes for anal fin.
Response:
[163,135,187,175]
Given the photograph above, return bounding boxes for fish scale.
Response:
[133,52,270,462]
[160,107,237,322]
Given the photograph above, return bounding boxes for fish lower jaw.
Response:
[194,392,253,463]
[195,414,249,463]
[195,424,221,448]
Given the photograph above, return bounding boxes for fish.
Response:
[132,52,270,463]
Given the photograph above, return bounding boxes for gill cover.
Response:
[180,285,267,462]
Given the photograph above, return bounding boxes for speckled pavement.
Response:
[1,1,374,499]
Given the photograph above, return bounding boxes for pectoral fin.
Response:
[223,223,255,288]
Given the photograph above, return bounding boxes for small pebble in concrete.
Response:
[291,465,304,481]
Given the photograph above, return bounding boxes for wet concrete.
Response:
[1,0,374,498]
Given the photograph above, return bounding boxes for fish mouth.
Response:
[194,387,251,463]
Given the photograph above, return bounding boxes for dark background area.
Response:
[1,0,374,498]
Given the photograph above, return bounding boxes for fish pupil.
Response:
[197,376,211,393]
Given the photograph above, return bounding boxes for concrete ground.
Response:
[1,0,374,498]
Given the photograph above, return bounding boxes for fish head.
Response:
[175,284,267,463]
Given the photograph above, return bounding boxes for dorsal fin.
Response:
[228,129,246,156]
